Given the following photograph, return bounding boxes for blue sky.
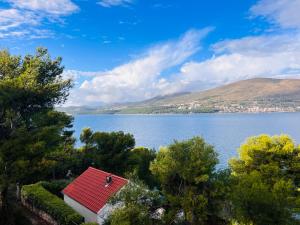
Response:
[1,0,300,105]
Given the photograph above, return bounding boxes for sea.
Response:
[73,113,300,167]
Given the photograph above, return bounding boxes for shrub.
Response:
[21,183,84,225]
[39,180,71,198]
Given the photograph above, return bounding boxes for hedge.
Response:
[39,180,70,198]
[21,183,84,225]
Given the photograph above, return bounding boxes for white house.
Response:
[62,167,128,224]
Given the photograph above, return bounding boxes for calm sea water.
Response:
[73,113,300,167]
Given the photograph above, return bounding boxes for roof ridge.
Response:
[87,166,129,181]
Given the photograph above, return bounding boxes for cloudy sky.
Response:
[1,0,300,106]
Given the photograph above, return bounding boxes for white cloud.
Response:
[4,0,79,15]
[153,0,300,94]
[251,0,300,29]
[65,0,300,106]
[65,28,212,105]
[62,70,101,84]
[0,8,50,38]
[163,33,300,92]
[66,30,300,106]
[0,0,79,39]
[0,8,38,31]
[97,0,133,8]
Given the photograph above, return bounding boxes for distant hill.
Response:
[60,78,300,114]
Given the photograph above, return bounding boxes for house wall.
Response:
[97,202,122,225]
[97,185,127,224]
[64,194,97,223]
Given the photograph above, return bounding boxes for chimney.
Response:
[105,175,112,187]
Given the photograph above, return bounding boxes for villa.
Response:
[62,167,128,224]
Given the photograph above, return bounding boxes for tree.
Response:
[0,48,73,224]
[80,127,94,150]
[79,128,135,175]
[127,147,158,188]
[80,131,157,185]
[109,205,152,225]
[150,137,229,225]
[230,134,300,225]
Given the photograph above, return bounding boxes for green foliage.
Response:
[21,183,83,225]
[0,48,74,224]
[39,180,70,198]
[109,205,153,225]
[107,178,162,225]
[80,127,94,150]
[150,137,229,225]
[208,169,233,224]
[79,130,158,184]
[127,147,158,188]
[110,177,161,208]
[47,148,86,180]
[79,128,135,175]
[3,47,300,225]
[0,48,73,184]
[230,135,300,225]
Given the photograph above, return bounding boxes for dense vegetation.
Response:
[21,183,84,225]
[1,49,300,225]
[0,48,74,224]
[39,180,70,198]
[230,135,300,225]
[104,135,300,225]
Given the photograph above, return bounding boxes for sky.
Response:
[0,0,300,106]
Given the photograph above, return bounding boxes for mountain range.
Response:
[59,78,300,114]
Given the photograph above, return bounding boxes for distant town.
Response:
[60,78,300,115]
[173,102,300,113]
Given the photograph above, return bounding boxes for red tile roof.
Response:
[62,167,128,213]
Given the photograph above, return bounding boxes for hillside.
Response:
[61,78,300,114]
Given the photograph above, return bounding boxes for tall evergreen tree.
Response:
[79,128,135,175]
[0,48,73,224]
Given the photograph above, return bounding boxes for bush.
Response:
[21,183,84,225]
[39,180,71,198]
[108,205,153,225]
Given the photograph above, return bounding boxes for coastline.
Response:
[68,111,300,116]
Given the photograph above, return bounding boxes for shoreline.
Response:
[68,111,300,116]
